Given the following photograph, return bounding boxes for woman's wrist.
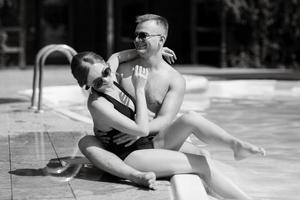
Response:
[135,87,145,95]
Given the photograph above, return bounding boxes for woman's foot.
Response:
[130,172,157,189]
[232,140,266,161]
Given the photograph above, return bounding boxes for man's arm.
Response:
[148,73,186,133]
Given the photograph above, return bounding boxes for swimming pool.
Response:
[20,76,300,200]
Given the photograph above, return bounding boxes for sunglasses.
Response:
[134,32,162,40]
[85,67,111,90]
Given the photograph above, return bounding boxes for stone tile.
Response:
[47,131,82,147]
[47,132,84,159]
[0,187,11,200]
[9,132,56,164]
[0,162,11,189]
[69,171,171,200]
[11,153,56,164]
[72,180,171,200]
[0,136,9,162]
[12,185,74,200]
[10,161,75,199]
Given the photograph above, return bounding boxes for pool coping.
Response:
[175,66,300,80]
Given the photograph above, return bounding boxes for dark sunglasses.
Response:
[134,32,162,40]
[85,67,111,90]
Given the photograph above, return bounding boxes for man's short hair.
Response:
[136,14,169,38]
[71,52,105,88]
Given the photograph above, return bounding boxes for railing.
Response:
[30,44,77,113]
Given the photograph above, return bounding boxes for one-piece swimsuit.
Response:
[93,81,156,160]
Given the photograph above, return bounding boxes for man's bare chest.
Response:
[120,75,169,112]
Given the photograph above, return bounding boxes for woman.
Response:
[71,50,265,199]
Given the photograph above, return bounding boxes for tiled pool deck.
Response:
[1,66,300,200]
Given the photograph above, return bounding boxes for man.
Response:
[115,14,185,143]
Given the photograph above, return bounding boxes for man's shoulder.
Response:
[163,62,185,81]
[159,62,185,90]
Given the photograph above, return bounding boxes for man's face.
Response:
[134,20,165,56]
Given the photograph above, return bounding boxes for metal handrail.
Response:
[30,44,56,109]
[30,44,77,113]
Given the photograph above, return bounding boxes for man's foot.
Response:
[130,172,157,189]
[232,140,266,161]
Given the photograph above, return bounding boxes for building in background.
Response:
[0,0,229,67]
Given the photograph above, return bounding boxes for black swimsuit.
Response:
[93,81,155,160]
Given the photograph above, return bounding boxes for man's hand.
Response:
[113,133,140,147]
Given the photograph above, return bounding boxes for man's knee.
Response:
[180,111,204,124]
[198,154,213,181]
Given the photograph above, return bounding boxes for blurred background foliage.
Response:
[224,0,300,68]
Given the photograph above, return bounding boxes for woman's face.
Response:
[86,62,113,92]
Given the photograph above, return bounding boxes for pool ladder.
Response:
[30,44,77,113]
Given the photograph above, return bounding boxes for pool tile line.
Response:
[8,135,13,200]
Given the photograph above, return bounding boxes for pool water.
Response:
[193,97,300,200]
[189,80,300,200]
[20,78,300,200]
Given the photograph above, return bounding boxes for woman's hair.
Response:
[70,51,105,87]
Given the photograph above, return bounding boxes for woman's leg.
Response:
[125,149,251,200]
[78,135,156,188]
[155,111,265,160]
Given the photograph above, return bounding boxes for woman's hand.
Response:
[132,65,149,91]
[94,127,110,144]
[113,133,140,147]
[162,47,177,64]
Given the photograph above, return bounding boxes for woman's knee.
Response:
[78,135,97,153]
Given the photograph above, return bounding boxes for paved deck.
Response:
[0,67,171,200]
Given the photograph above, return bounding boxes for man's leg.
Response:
[154,111,265,160]
[78,135,156,188]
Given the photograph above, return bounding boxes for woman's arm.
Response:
[131,65,149,136]
[107,49,137,73]
[89,65,149,137]
[107,48,177,73]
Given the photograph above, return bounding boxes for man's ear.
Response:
[159,36,166,45]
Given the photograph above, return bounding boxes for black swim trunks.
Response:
[93,81,155,160]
